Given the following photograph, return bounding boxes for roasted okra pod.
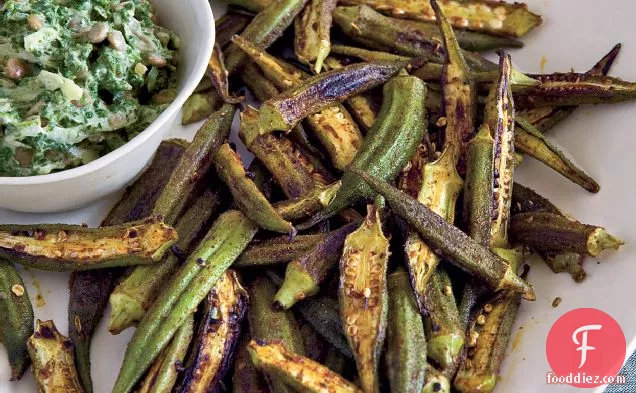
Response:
[294,0,338,73]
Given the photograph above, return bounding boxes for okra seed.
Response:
[476,314,487,325]
[483,303,493,313]
[54,250,63,257]
[363,287,371,299]
[443,285,453,296]
[57,230,68,242]
[436,117,448,127]
[11,284,25,296]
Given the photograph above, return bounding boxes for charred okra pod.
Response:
[215,143,294,234]
[510,212,623,257]
[454,248,524,393]
[295,0,338,73]
[385,268,426,393]
[112,211,258,393]
[352,169,535,299]
[258,60,406,133]
[0,218,177,272]
[224,0,309,74]
[137,315,194,393]
[339,203,389,393]
[338,0,542,37]
[413,63,539,89]
[234,233,326,267]
[515,117,600,193]
[240,107,317,198]
[69,139,187,393]
[519,44,622,133]
[27,320,85,393]
[300,75,427,228]
[219,0,269,12]
[108,189,222,334]
[0,260,33,380]
[275,221,359,309]
[216,11,252,48]
[232,335,271,393]
[402,147,463,313]
[248,276,305,393]
[274,182,342,222]
[330,44,411,62]
[233,36,363,170]
[208,44,244,104]
[177,271,248,393]
[248,340,363,393]
[154,104,235,225]
[514,73,636,108]
[423,363,451,393]
[432,0,476,175]
[322,56,378,131]
[425,267,464,370]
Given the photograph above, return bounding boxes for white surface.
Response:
[0,0,215,212]
[1,0,635,392]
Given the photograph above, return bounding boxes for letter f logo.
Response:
[572,324,602,368]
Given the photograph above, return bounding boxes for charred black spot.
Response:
[11,230,34,237]
[128,229,139,239]
[433,382,442,392]
[171,246,187,261]
[196,258,206,266]
[255,338,268,346]
[174,360,185,372]
[35,229,46,240]
[38,325,55,339]
[245,170,255,179]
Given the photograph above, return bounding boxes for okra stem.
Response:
[274,221,359,309]
[510,212,623,257]
[351,169,535,300]
[0,218,177,272]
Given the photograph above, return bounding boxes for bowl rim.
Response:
[0,0,215,185]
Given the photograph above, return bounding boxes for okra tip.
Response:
[454,374,497,393]
[258,101,292,133]
[274,261,319,310]
[588,228,624,256]
[107,293,144,335]
[500,266,536,301]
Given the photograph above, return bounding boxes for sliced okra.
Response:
[295,0,338,73]
[207,44,244,104]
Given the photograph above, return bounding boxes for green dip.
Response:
[0,0,179,176]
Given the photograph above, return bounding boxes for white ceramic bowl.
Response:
[0,0,215,213]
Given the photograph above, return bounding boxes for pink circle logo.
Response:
[546,308,626,388]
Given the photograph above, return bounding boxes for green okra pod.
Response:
[224,0,309,74]
[385,268,426,393]
[234,234,326,267]
[137,315,194,393]
[338,0,542,38]
[330,44,411,62]
[177,271,248,393]
[0,260,33,380]
[322,56,378,131]
[208,44,244,104]
[432,0,476,176]
[27,320,85,393]
[454,248,524,393]
[181,92,221,125]
[155,104,236,225]
[274,221,360,309]
[215,143,294,234]
[423,363,451,393]
[339,203,390,393]
[300,75,427,228]
[69,139,187,393]
[219,0,269,12]
[248,275,305,393]
[216,11,253,49]
[108,189,222,334]
[241,63,281,103]
[0,218,177,272]
[514,73,636,108]
[511,182,561,215]
[112,211,258,393]
[515,117,600,193]
[295,295,354,359]
[258,59,407,133]
[519,44,622,133]
[484,52,516,250]
[295,0,338,73]
[425,267,464,370]
[232,36,364,170]
[248,340,363,393]
[351,169,535,300]
[510,212,623,257]
[232,335,271,393]
[401,147,463,313]
[413,63,539,90]
[240,107,317,198]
